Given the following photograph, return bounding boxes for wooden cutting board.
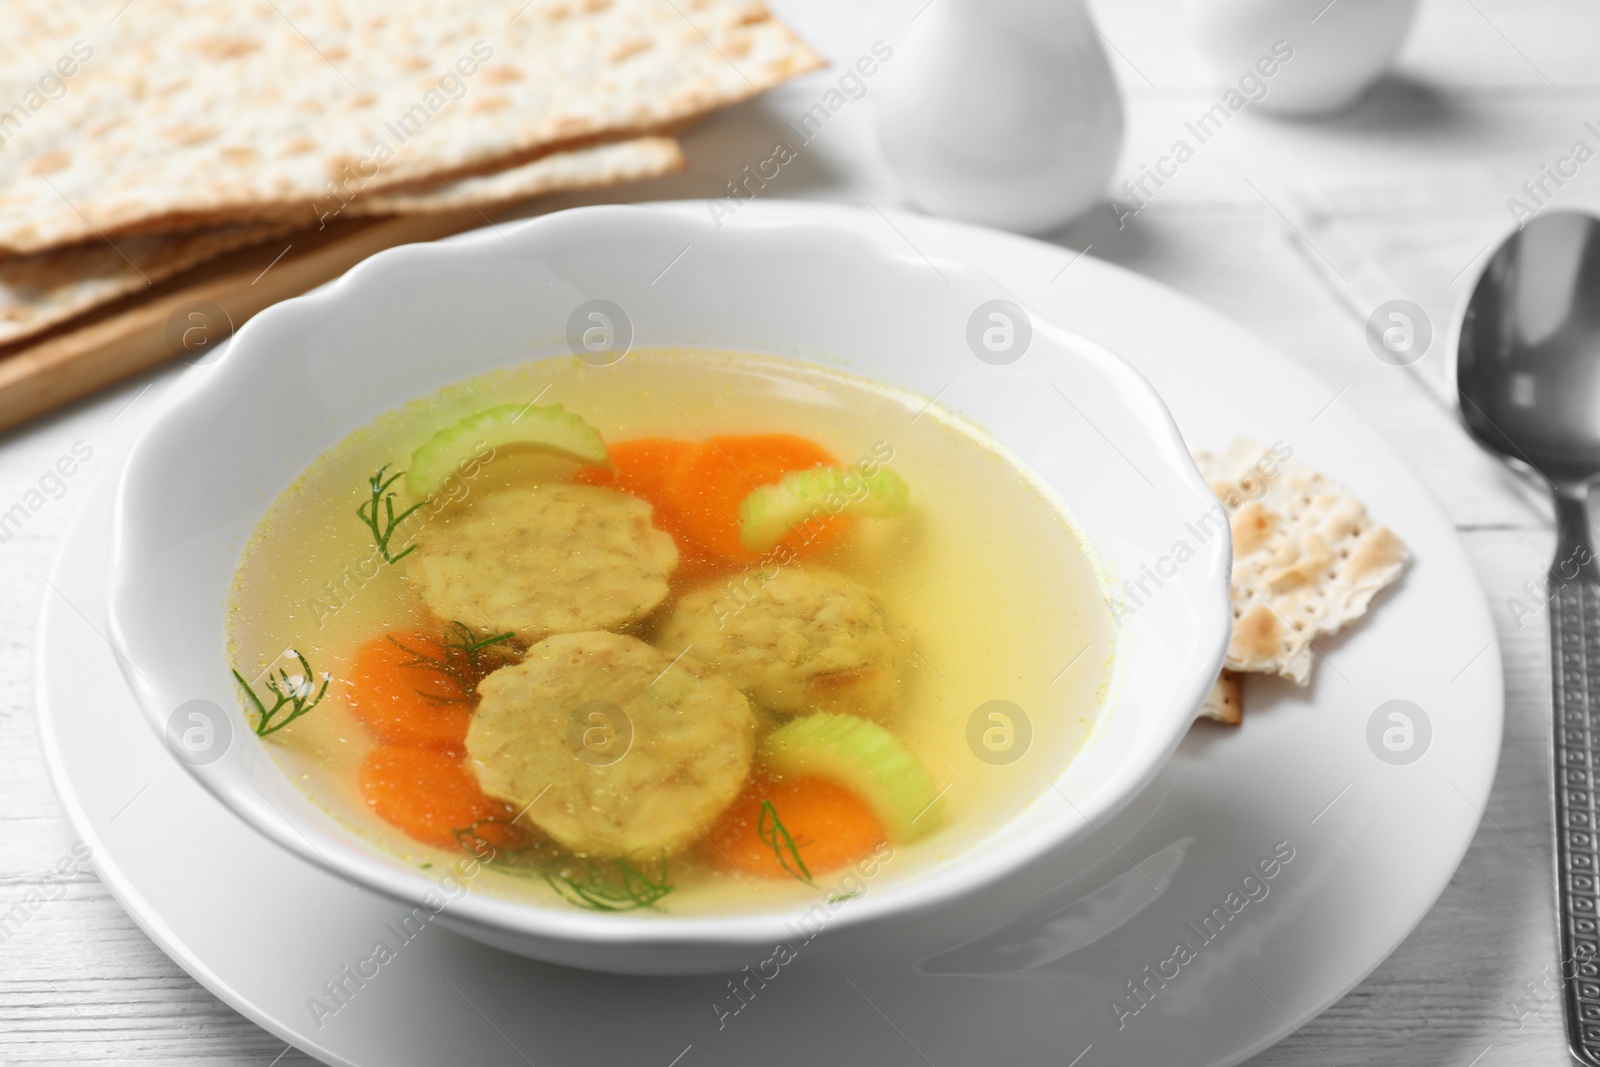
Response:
[0,206,492,433]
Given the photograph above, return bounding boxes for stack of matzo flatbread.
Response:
[0,0,821,352]
[1193,439,1410,724]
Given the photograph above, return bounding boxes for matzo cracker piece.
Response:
[346,137,682,216]
[1197,670,1243,725]
[0,137,683,348]
[0,0,820,252]
[0,222,290,348]
[1195,439,1409,685]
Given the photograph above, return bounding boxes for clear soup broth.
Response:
[229,349,1113,915]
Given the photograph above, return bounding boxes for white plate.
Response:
[36,201,1501,1067]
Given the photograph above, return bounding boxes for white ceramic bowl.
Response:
[106,203,1230,975]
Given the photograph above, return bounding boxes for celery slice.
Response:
[406,403,607,498]
[759,712,942,841]
[738,466,909,553]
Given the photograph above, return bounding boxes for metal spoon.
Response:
[1455,209,1600,1067]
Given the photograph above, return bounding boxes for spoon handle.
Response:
[1549,491,1600,1067]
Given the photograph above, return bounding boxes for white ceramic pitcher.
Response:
[874,0,1125,235]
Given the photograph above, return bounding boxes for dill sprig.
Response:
[388,621,515,703]
[357,464,426,564]
[543,854,675,912]
[758,799,814,885]
[453,822,674,912]
[232,650,330,737]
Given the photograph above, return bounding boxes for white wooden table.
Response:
[2,1,1593,1062]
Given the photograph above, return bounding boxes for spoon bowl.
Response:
[1457,210,1600,485]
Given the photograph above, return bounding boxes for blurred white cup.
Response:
[1187,0,1421,116]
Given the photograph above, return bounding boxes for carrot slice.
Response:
[358,745,514,849]
[346,634,474,753]
[666,435,844,562]
[577,437,729,586]
[577,437,693,499]
[706,775,885,880]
